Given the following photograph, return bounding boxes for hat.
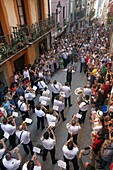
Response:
[109,106,113,112]
[96,110,103,117]
[92,69,97,75]
[109,112,113,119]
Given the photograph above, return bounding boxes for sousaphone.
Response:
[74,87,83,95]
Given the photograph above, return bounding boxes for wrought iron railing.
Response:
[63,18,67,26]
[76,9,86,19]
[0,15,55,62]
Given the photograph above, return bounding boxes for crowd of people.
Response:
[0,22,113,170]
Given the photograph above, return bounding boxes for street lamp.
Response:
[52,1,62,22]
[56,1,62,14]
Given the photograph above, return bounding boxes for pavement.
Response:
[4,62,95,169]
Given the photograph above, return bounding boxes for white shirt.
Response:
[42,137,56,150]
[0,107,7,117]
[38,72,43,78]
[18,100,27,111]
[22,163,41,170]
[83,88,92,96]
[46,114,57,126]
[54,99,64,112]
[23,70,30,80]
[2,156,20,170]
[67,125,81,135]
[37,81,47,90]
[79,100,90,111]
[62,85,71,98]
[1,124,16,135]
[62,145,79,160]
[51,84,60,94]
[0,148,5,159]
[39,96,50,106]
[35,109,45,117]
[25,92,35,101]
[16,130,30,144]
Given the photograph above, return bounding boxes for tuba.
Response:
[74,87,83,95]
[75,87,83,105]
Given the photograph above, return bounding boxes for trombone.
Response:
[11,141,23,154]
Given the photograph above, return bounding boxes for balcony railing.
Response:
[63,18,67,26]
[76,9,86,19]
[0,15,55,63]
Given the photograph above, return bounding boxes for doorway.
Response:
[14,55,25,74]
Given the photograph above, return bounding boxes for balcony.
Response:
[0,15,55,63]
[76,9,86,19]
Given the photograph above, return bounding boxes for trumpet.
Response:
[41,105,48,113]
[53,110,60,121]
[26,100,30,112]
[40,125,51,141]
[27,83,35,95]
[11,141,23,154]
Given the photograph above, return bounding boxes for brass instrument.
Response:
[27,83,35,95]
[74,87,83,95]
[41,105,48,113]
[40,125,51,141]
[26,99,30,112]
[11,141,23,154]
[53,110,60,122]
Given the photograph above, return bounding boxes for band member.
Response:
[77,95,90,124]
[16,123,34,155]
[2,148,22,170]
[51,80,60,103]
[0,139,6,169]
[25,87,35,113]
[1,117,16,149]
[61,82,72,107]
[39,91,50,109]
[54,95,66,121]
[66,67,73,87]
[46,108,60,127]
[35,104,45,130]
[66,119,81,144]
[37,77,48,96]
[22,154,41,170]
[41,126,57,164]
[62,139,79,170]
[18,96,29,121]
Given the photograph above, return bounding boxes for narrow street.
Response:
[19,62,91,170]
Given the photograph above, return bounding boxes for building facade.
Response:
[0,0,55,86]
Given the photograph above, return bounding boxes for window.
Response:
[0,22,3,36]
[0,22,4,43]
[37,0,42,20]
[16,0,26,25]
[63,7,65,19]
[56,9,58,22]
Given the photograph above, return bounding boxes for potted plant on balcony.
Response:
[9,45,17,55]
[0,43,6,61]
